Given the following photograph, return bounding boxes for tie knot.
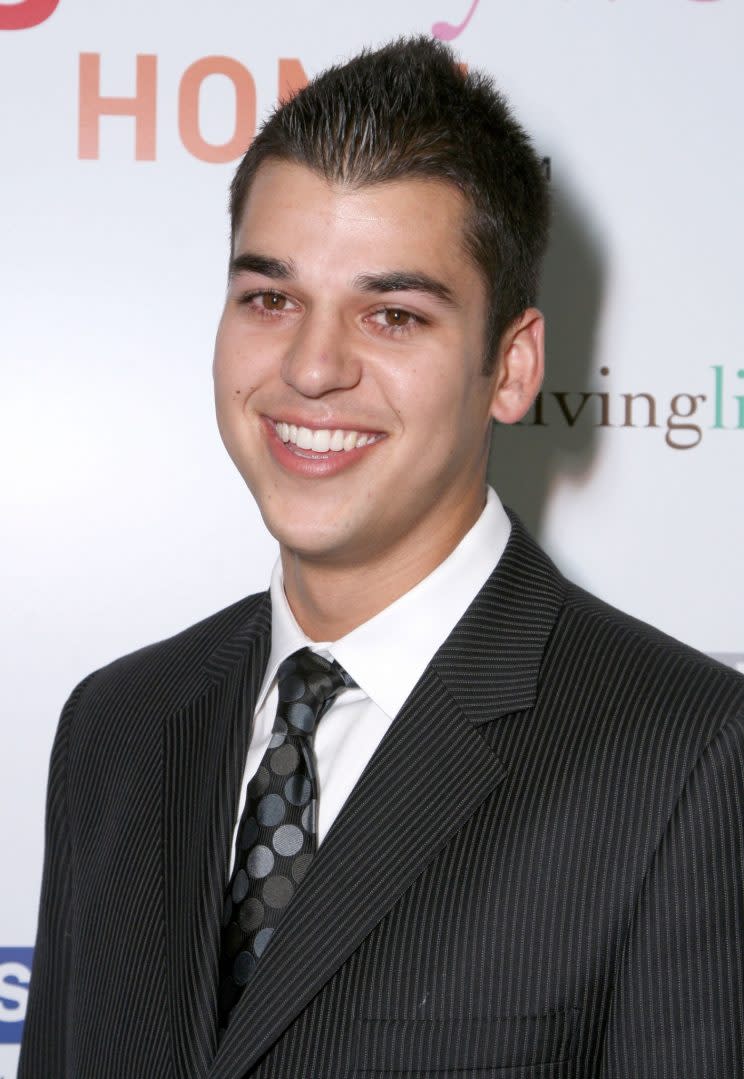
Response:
[276,648,354,737]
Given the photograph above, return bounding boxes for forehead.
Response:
[233,160,477,280]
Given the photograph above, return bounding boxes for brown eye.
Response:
[384,308,411,327]
[263,292,286,311]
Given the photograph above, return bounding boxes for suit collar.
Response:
[200,592,271,685]
[432,509,567,724]
[194,507,564,718]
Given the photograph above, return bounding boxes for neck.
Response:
[280,486,488,641]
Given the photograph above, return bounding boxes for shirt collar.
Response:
[259,487,511,719]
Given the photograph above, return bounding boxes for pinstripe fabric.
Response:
[20,516,744,1078]
[20,593,271,1079]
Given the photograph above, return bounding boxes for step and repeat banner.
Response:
[2,1,742,1070]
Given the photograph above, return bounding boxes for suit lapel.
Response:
[209,516,567,1079]
[163,597,271,1079]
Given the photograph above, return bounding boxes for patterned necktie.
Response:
[217,647,355,1030]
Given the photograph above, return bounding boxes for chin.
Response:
[261,510,355,563]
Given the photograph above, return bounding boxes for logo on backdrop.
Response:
[76,53,307,162]
[0,0,59,31]
[432,0,481,41]
[0,949,33,1045]
[518,365,744,450]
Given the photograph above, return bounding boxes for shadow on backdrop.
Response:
[488,178,605,540]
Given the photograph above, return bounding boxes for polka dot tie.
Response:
[217,648,355,1031]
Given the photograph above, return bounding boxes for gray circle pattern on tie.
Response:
[217,648,355,1030]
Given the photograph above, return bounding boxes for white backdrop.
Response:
[2,1,742,1069]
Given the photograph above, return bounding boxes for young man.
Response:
[21,37,743,1079]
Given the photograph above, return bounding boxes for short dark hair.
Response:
[229,36,550,372]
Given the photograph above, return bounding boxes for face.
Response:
[213,160,506,572]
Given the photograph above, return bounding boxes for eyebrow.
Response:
[352,270,457,307]
[229,253,457,308]
[229,252,296,281]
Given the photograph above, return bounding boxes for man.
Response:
[20,36,743,1079]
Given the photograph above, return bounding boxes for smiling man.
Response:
[21,36,744,1079]
[213,159,542,638]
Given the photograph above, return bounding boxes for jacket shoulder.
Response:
[563,581,741,674]
[68,590,271,725]
[553,581,744,738]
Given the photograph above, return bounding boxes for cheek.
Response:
[213,326,261,402]
[390,362,467,426]
[388,361,490,467]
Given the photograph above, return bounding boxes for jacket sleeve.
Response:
[601,711,744,1077]
[18,678,90,1079]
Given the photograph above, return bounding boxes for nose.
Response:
[281,310,361,398]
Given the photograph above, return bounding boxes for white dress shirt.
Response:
[229,487,511,869]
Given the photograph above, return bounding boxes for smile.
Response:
[271,420,385,455]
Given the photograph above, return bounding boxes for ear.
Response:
[489,308,544,424]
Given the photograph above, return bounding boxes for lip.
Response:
[261,416,386,478]
[267,413,383,435]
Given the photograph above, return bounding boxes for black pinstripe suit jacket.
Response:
[20,514,744,1078]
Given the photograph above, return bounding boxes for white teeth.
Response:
[311,428,331,452]
[276,422,378,453]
